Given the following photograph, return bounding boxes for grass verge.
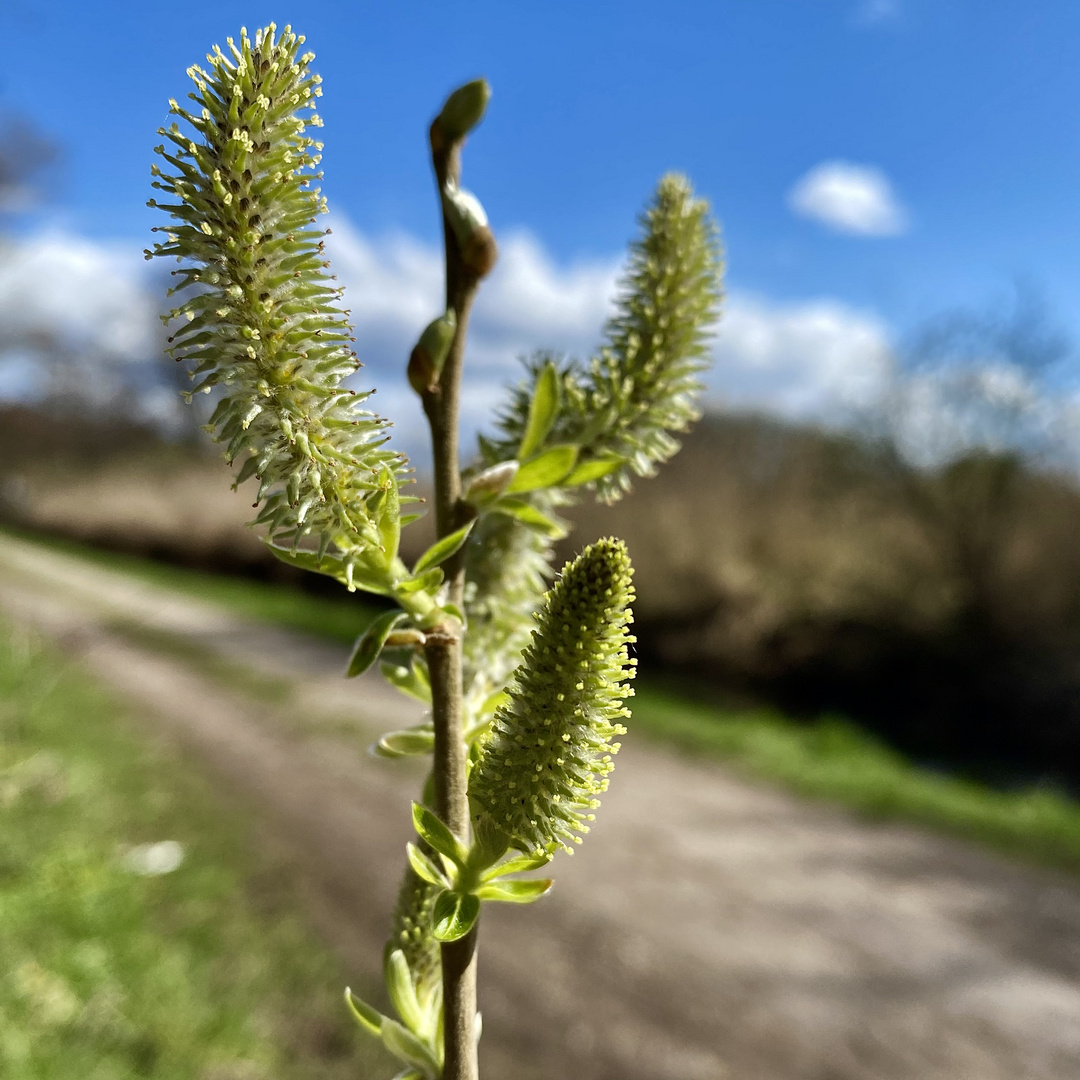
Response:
[633,683,1080,873]
[6,527,1080,875]
[0,616,383,1080]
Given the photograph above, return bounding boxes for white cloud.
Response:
[327,224,896,441]
[852,0,902,27]
[328,220,618,363]
[0,231,157,362]
[17,219,1080,471]
[0,221,895,451]
[711,294,893,419]
[327,221,618,445]
[788,161,909,237]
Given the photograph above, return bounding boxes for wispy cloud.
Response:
[0,231,156,361]
[851,0,902,28]
[8,222,1080,476]
[326,220,620,445]
[0,221,897,448]
[788,161,909,237]
[712,293,893,419]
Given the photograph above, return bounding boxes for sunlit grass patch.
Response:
[0,618,382,1079]
[632,683,1080,873]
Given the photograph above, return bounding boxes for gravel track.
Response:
[2,533,1079,1080]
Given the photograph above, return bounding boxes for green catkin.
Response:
[589,172,724,502]
[463,176,721,693]
[463,355,583,705]
[146,25,404,581]
[386,866,441,1005]
[469,539,636,855]
[462,488,560,702]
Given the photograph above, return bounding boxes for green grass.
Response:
[6,527,1080,874]
[0,617,384,1080]
[633,683,1080,872]
[101,616,296,707]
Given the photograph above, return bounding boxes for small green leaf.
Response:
[481,850,553,881]
[406,842,451,888]
[374,726,435,759]
[472,816,510,867]
[464,460,519,504]
[344,987,385,1038]
[266,542,395,596]
[490,497,567,538]
[563,454,625,487]
[480,689,509,716]
[380,1017,441,1075]
[432,891,480,942]
[464,714,495,745]
[266,541,343,576]
[440,602,467,628]
[475,878,553,903]
[413,521,476,575]
[347,610,407,678]
[384,949,424,1034]
[411,802,468,867]
[399,512,426,528]
[505,444,579,493]
[376,470,401,566]
[380,659,431,704]
[517,360,561,460]
[396,567,444,595]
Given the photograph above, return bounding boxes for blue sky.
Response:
[1,0,1078,444]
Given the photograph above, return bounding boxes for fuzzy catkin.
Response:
[463,176,721,688]
[469,539,636,855]
[589,172,723,502]
[386,866,441,1004]
[463,354,583,704]
[147,24,403,578]
[463,488,560,702]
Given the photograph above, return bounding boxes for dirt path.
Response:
[2,533,1080,1080]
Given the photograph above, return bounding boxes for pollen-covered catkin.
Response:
[469,538,636,855]
[463,176,721,685]
[146,24,404,582]
[589,172,723,502]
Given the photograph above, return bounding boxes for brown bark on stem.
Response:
[421,117,489,1080]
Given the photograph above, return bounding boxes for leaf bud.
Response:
[442,182,498,278]
[384,628,428,649]
[442,181,487,234]
[464,460,520,504]
[407,310,457,394]
[463,226,498,278]
[432,78,491,145]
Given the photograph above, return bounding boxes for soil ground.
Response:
[2,532,1079,1080]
